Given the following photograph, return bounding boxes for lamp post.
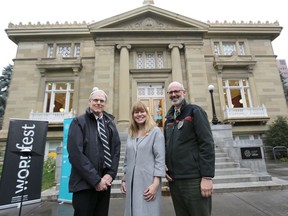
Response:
[208,84,219,125]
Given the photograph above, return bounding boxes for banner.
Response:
[58,118,73,202]
[0,119,48,209]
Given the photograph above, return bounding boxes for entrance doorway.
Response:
[137,83,166,127]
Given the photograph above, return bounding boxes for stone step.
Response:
[114,167,254,180]
[113,173,272,189]
[215,162,240,169]
[110,136,287,197]
[213,178,288,193]
[215,167,251,175]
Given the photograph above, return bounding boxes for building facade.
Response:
[1,3,287,157]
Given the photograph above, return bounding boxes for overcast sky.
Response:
[1,0,287,70]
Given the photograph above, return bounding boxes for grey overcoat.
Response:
[123,127,166,216]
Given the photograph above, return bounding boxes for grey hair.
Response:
[89,87,108,101]
[168,81,185,91]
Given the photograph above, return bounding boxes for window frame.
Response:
[135,50,164,69]
[47,42,81,58]
[213,40,247,56]
[223,79,253,109]
[43,82,74,113]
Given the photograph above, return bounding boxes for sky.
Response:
[0,0,287,71]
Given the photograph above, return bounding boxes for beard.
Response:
[171,97,184,107]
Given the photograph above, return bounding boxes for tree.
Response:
[0,64,13,129]
[264,116,288,148]
[280,74,288,101]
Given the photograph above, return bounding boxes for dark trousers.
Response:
[169,178,212,216]
[72,188,111,216]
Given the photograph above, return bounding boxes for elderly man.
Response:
[164,81,215,216]
[67,87,121,216]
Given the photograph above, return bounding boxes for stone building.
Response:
[1,1,287,157]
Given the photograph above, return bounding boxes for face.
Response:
[167,82,185,108]
[89,92,106,116]
[133,110,147,126]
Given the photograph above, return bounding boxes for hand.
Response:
[143,183,158,201]
[102,174,112,186]
[120,181,126,194]
[200,178,213,197]
[95,178,109,191]
[165,167,173,182]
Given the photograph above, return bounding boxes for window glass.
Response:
[214,42,220,55]
[136,51,164,69]
[47,43,80,58]
[57,44,71,57]
[238,135,250,140]
[214,41,246,56]
[223,79,252,108]
[44,82,74,113]
[223,42,236,55]
[239,42,246,55]
[47,44,54,58]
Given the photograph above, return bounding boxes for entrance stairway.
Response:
[110,133,288,198]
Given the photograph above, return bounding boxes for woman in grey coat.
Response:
[120,101,166,216]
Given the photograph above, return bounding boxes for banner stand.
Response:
[0,119,48,210]
[12,150,42,216]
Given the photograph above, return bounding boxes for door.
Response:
[137,83,165,127]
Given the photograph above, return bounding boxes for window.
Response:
[44,82,74,113]
[47,43,80,58]
[233,134,261,141]
[136,51,164,69]
[214,41,246,56]
[223,79,252,108]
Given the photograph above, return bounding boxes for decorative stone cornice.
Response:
[8,21,89,28]
[207,20,280,26]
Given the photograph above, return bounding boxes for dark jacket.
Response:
[67,108,121,192]
[164,100,215,180]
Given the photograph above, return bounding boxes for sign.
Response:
[58,118,73,202]
[241,147,262,159]
[0,119,48,209]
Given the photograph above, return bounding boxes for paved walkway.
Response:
[0,160,287,216]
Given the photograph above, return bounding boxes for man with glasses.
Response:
[164,81,215,216]
[67,87,121,216]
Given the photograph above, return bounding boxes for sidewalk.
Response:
[0,160,287,216]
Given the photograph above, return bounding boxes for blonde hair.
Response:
[128,101,156,138]
[89,87,108,101]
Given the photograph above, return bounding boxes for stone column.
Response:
[116,44,131,131]
[168,44,183,83]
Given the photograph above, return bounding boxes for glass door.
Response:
[137,83,165,128]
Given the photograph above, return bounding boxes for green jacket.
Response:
[164,100,215,179]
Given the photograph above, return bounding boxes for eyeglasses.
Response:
[167,90,184,95]
[91,99,105,103]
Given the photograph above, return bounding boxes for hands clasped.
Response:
[95,174,112,191]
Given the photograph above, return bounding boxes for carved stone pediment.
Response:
[89,5,209,32]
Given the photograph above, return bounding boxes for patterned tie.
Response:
[98,118,112,168]
[174,109,180,119]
